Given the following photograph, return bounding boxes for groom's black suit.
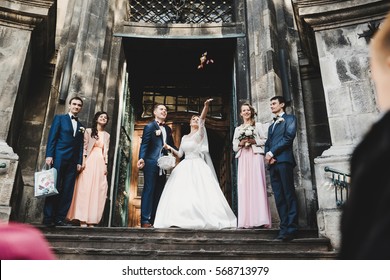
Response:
[340,111,390,259]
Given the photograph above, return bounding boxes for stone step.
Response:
[52,247,337,260]
[40,226,320,239]
[38,226,337,260]
[45,234,331,252]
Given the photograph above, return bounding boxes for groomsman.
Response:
[137,104,176,228]
[43,96,84,227]
[264,96,298,241]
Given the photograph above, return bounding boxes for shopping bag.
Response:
[34,165,58,198]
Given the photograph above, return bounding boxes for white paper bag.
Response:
[34,166,58,198]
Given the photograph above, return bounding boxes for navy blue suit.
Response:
[43,114,84,225]
[264,113,298,236]
[139,121,176,225]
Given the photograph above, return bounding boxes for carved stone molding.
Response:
[0,0,55,29]
[292,0,390,66]
[116,22,245,39]
[294,0,390,31]
[0,0,56,64]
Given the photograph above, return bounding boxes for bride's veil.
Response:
[197,120,218,181]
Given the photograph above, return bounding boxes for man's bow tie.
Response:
[157,121,165,126]
[273,116,279,122]
[71,115,78,121]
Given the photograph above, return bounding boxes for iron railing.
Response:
[128,0,234,24]
[324,166,350,207]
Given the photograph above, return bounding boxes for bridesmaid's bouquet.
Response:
[238,125,255,147]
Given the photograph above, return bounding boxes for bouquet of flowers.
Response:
[238,125,255,147]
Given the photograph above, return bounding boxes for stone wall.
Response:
[294,0,390,248]
[0,0,56,222]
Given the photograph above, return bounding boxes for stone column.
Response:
[294,0,390,248]
[32,0,128,224]
[0,0,56,221]
[246,0,313,228]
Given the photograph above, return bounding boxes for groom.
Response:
[43,96,84,227]
[264,96,298,241]
[137,104,176,228]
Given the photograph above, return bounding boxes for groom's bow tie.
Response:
[273,116,280,122]
[71,115,78,121]
[157,121,165,126]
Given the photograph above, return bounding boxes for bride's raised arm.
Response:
[200,98,213,120]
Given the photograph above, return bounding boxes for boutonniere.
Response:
[79,127,85,133]
[275,117,285,124]
[155,129,162,136]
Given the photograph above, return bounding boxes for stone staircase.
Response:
[38,226,338,260]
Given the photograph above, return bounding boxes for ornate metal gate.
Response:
[129,0,234,23]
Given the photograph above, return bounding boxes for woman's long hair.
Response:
[91,111,109,139]
[240,103,256,126]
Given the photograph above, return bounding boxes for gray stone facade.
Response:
[0,0,56,222]
[294,0,390,248]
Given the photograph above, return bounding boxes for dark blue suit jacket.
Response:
[264,113,297,166]
[45,114,84,165]
[139,121,175,164]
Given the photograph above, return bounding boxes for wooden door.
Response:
[127,117,231,227]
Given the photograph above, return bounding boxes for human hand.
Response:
[204,98,213,106]
[163,143,171,151]
[137,159,145,169]
[45,157,53,166]
[269,158,277,165]
[239,139,247,147]
[265,154,272,164]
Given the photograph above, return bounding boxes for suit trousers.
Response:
[43,159,77,223]
[141,160,166,225]
[269,162,298,235]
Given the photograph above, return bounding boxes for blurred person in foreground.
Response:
[339,12,390,259]
[0,222,56,260]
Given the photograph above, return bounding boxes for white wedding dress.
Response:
[154,119,237,229]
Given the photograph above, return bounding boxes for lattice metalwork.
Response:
[141,91,224,119]
[129,0,234,24]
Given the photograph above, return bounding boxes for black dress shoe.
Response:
[43,222,55,228]
[274,234,285,241]
[55,221,73,227]
[283,233,296,242]
[141,223,153,228]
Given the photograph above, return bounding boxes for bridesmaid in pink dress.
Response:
[67,111,110,227]
[232,103,271,229]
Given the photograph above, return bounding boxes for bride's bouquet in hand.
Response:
[238,125,255,147]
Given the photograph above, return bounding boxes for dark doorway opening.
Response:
[122,37,236,226]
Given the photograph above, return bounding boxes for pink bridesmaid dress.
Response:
[67,132,108,225]
[237,147,271,228]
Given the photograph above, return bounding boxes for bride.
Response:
[153,99,237,229]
